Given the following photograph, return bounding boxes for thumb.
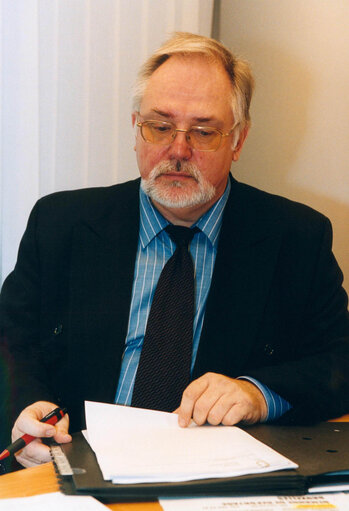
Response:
[53,414,71,443]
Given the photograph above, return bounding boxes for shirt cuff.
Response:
[238,376,292,422]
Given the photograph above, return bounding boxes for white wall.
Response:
[219,0,349,293]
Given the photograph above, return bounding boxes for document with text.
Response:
[84,401,298,484]
[159,493,349,511]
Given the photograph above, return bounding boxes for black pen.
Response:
[0,407,67,460]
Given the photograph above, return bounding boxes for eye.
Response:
[192,127,217,138]
[149,122,172,133]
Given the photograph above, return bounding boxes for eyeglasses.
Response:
[136,119,236,152]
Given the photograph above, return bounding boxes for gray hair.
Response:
[132,32,254,131]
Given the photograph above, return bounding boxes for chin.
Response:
[143,180,216,209]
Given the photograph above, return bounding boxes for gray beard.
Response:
[141,161,216,209]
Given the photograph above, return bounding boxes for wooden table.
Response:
[0,461,161,510]
[1,414,349,509]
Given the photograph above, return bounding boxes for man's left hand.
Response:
[176,372,268,427]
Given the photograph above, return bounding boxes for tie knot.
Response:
[165,225,198,248]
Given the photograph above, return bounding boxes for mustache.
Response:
[151,160,200,181]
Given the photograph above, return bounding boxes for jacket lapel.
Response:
[68,180,140,404]
[193,178,283,378]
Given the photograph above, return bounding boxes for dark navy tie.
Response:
[131,225,198,412]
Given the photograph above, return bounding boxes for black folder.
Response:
[52,422,349,500]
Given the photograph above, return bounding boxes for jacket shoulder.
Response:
[30,178,140,229]
[35,178,140,218]
[232,180,331,234]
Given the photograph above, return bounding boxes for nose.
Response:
[168,131,192,161]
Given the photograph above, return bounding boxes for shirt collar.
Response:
[193,178,230,248]
[139,188,168,248]
[139,178,231,249]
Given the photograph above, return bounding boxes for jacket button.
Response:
[54,324,63,335]
[264,344,274,356]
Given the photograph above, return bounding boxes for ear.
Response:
[232,125,249,162]
[132,112,138,151]
[132,112,137,127]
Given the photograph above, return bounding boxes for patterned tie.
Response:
[131,225,198,412]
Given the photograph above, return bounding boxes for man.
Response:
[1,32,349,468]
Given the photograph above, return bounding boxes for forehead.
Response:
[140,55,234,123]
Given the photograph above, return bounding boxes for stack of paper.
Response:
[84,401,298,484]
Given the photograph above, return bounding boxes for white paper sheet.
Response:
[85,401,298,484]
[309,484,349,493]
[160,493,349,511]
[0,492,106,510]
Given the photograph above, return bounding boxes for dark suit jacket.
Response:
[1,176,349,437]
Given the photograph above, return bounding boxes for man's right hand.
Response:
[12,401,71,468]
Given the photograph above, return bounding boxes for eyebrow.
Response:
[151,109,172,118]
[150,109,219,125]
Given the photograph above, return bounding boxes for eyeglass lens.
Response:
[141,121,222,151]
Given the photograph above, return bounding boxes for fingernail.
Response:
[179,418,187,427]
[45,428,56,437]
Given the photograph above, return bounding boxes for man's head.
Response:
[132,32,254,224]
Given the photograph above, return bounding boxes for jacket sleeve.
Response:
[0,201,57,438]
[248,216,349,424]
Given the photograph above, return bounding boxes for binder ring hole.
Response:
[326,449,338,453]
[302,437,312,440]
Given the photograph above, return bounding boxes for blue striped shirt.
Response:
[115,180,291,421]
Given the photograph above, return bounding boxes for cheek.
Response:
[191,153,211,175]
[194,154,218,179]
[136,142,169,179]
[197,153,232,186]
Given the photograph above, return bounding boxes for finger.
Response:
[177,376,209,427]
[206,393,238,426]
[15,452,50,468]
[13,414,56,440]
[13,402,59,440]
[15,439,51,468]
[54,430,72,443]
[54,416,72,443]
[191,387,223,426]
[15,454,40,469]
[25,438,52,461]
[221,402,255,426]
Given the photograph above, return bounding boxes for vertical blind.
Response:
[0,0,214,282]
